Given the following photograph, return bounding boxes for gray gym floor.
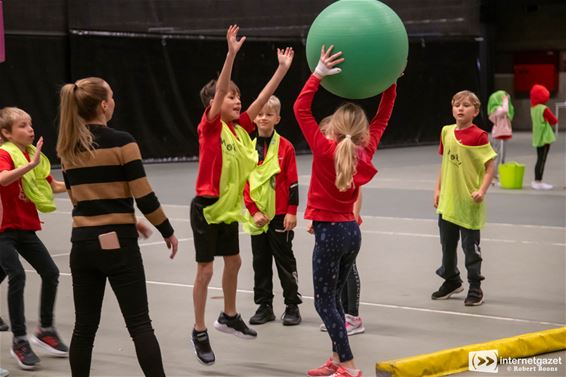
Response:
[1,132,564,376]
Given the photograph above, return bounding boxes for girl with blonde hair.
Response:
[294,45,398,377]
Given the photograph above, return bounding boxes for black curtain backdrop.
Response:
[0,0,484,162]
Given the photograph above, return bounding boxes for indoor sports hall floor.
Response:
[1,132,564,376]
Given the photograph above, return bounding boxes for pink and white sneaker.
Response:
[330,366,362,377]
[345,314,365,336]
[307,357,339,377]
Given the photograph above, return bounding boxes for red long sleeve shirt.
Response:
[243,134,298,216]
[195,107,254,197]
[293,75,397,222]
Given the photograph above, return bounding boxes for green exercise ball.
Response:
[306,0,408,99]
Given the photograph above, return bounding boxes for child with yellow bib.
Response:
[432,91,496,307]
[189,25,294,365]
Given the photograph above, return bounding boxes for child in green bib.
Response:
[189,25,294,365]
[529,84,557,190]
[432,91,496,307]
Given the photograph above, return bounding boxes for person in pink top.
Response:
[487,90,514,184]
[294,45,398,377]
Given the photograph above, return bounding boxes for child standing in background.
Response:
[487,90,514,184]
[243,95,302,327]
[529,84,557,190]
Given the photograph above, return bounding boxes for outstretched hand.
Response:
[277,47,294,70]
[314,45,344,79]
[227,25,246,55]
[30,137,44,168]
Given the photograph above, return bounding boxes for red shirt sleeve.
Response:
[478,131,489,145]
[438,135,444,156]
[284,142,298,215]
[293,75,334,155]
[543,108,558,125]
[243,181,260,216]
[46,175,53,183]
[365,83,397,158]
[238,112,255,133]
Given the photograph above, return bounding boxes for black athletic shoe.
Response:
[249,304,276,325]
[191,329,215,366]
[431,280,464,300]
[11,339,40,370]
[30,327,69,357]
[282,304,302,326]
[0,316,8,332]
[464,287,484,306]
[214,312,257,339]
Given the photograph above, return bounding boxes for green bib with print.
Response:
[437,125,496,230]
[203,122,258,224]
[243,131,281,235]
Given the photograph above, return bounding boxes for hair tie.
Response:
[344,134,352,139]
[73,83,78,92]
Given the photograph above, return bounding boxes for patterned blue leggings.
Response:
[312,221,361,362]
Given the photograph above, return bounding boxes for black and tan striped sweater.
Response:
[62,124,174,242]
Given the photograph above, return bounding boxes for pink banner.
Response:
[0,1,4,63]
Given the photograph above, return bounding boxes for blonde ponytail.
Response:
[57,77,108,165]
[330,103,369,191]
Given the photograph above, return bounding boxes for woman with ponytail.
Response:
[57,77,178,377]
[293,46,398,377]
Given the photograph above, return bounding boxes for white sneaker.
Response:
[345,314,365,336]
[531,181,542,190]
[540,182,553,190]
[320,323,327,332]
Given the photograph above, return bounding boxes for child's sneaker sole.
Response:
[30,335,68,357]
[465,298,484,306]
[431,286,464,300]
[213,320,256,340]
[10,349,37,370]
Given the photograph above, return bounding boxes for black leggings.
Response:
[69,238,165,377]
[535,144,551,181]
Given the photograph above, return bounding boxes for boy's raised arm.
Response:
[207,25,246,122]
[246,48,294,120]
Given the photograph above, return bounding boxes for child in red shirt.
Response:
[294,46,397,377]
[0,107,67,370]
[190,25,294,365]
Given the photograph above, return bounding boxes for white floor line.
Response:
[50,253,70,257]
[33,270,564,328]
[362,230,566,248]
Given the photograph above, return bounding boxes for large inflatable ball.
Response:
[306,0,408,99]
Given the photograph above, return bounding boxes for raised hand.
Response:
[30,136,44,168]
[277,47,294,70]
[314,44,345,79]
[227,24,246,55]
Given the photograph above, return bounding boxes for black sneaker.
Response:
[249,304,276,325]
[191,329,215,366]
[0,316,8,332]
[465,287,484,306]
[30,327,69,357]
[214,312,257,339]
[10,339,40,370]
[282,304,302,326]
[431,280,464,300]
